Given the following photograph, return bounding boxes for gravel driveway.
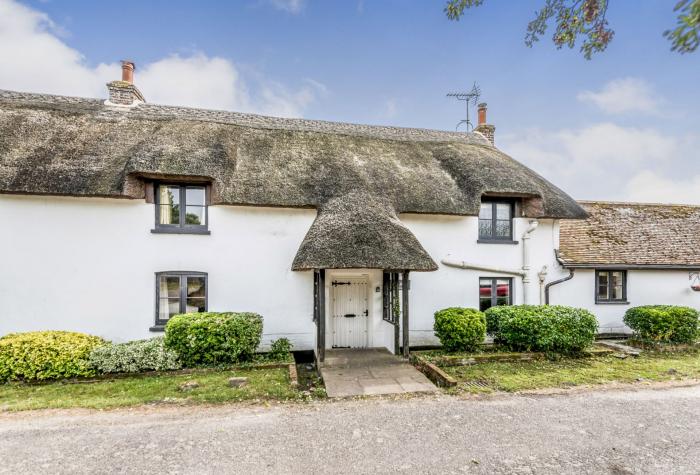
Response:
[1,384,699,474]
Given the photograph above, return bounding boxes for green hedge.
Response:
[164,312,263,367]
[433,307,486,352]
[89,337,182,374]
[623,305,699,343]
[0,331,106,382]
[485,305,597,354]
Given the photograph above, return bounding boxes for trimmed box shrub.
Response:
[0,331,106,382]
[164,312,263,367]
[491,305,597,354]
[433,307,486,352]
[89,337,181,374]
[623,305,699,344]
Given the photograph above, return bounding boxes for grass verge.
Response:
[443,351,700,393]
[0,367,303,411]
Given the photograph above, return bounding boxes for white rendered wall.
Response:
[0,195,317,349]
[550,269,700,333]
[400,215,561,346]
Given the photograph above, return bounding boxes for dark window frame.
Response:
[152,271,208,330]
[479,276,514,311]
[595,269,628,304]
[152,183,210,235]
[478,200,517,244]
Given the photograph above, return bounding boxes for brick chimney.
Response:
[106,60,145,107]
[474,102,495,145]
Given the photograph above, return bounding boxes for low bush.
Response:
[89,337,181,374]
[164,312,263,367]
[492,305,597,354]
[433,307,486,352]
[624,305,699,344]
[267,338,293,362]
[0,331,106,382]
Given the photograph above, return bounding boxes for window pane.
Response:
[496,279,511,305]
[159,186,180,225]
[478,219,493,238]
[611,272,624,300]
[187,277,206,298]
[597,273,609,300]
[186,298,206,313]
[495,220,511,238]
[479,279,493,298]
[159,298,180,321]
[186,187,206,207]
[185,206,206,225]
[479,203,492,219]
[160,276,180,298]
[496,203,511,220]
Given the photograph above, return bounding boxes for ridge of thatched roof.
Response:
[559,201,700,268]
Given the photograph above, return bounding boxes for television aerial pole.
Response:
[446,82,481,132]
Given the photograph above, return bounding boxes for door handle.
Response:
[363,310,369,316]
[344,313,356,318]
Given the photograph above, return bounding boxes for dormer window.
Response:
[478,200,515,243]
[152,184,210,234]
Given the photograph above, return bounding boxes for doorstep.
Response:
[320,348,438,398]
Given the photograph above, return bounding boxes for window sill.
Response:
[151,228,211,235]
[149,325,166,332]
[477,239,519,245]
[595,301,630,305]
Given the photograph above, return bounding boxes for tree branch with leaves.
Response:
[444,0,699,59]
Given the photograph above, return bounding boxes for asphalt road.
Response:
[1,384,700,474]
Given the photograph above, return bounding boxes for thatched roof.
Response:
[0,89,587,271]
[559,201,700,268]
[292,191,437,271]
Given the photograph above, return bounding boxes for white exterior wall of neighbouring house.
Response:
[550,269,700,333]
[401,215,562,346]
[0,195,317,349]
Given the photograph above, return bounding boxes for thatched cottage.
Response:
[1,62,698,359]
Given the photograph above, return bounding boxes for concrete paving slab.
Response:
[320,348,437,397]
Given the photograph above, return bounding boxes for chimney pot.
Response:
[477,102,487,126]
[121,60,135,84]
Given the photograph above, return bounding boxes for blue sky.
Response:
[2,0,699,204]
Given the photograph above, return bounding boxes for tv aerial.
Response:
[447,82,481,132]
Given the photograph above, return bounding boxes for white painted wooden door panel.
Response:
[331,278,369,348]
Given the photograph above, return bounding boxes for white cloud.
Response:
[266,0,305,14]
[500,123,699,204]
[0,0,322,117]
[624,171,700,205]
[577,78,661,115]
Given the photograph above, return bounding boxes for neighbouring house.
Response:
[555,201,700,334]
[1,62,698,360]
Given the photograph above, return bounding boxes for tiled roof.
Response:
[559,201,700,267]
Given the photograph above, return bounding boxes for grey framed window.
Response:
[153,184,209,234]
[154,272,207,327]
[478,201,515,242]
[479,277,513,312]
[595,270,627,303]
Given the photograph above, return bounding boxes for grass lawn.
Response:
[0,367,302,412]
[443,351,700,393]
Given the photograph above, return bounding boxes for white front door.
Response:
[331,277,369,348]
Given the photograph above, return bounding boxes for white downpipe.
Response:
[537,266,548,305]
[441,257,526,277]
[521,220,539,304]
